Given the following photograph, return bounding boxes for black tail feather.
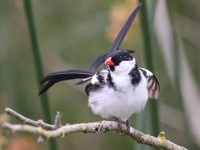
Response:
[89,53,107,72]
[88,3,142,72]
[39,70,94,95]
[39,4,142,95]
[106,3,142,58]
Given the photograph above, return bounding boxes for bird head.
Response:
[104,50,136,72]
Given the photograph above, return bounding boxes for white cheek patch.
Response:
[116,59,136,72]
[127,60,135,66]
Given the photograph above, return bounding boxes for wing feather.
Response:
[139,68,160,99]
[39,70,94,95]
[147,76,160,99]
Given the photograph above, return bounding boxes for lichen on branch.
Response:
[1,108,187,150]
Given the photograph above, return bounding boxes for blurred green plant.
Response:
[139,0,160,136]
[23,0,58,150]
[136,1,159,150]
[1,0,200,150]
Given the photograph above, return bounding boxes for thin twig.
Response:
[5,108,59,130]
[1,108,187,150]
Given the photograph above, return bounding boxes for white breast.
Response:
[88,71,148,122]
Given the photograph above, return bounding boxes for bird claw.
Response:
[114,117,130,133]
[114,117,123,130]
[125,120,130,133]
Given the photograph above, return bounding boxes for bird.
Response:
[39,3,142,94]
[85,50,159,131]
[39,3,160,132]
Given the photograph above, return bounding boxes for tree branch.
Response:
[1,108,187,150]
[5,108,61,130]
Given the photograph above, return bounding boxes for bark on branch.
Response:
[1,108,187,150]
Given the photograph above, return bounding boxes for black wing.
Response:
[85,69,109,96]
[39,3,142,95]
[39,70,94,95]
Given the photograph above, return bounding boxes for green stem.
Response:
[139,1,160,136]
[23,0,59,150]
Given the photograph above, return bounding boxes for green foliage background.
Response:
[0,0,199,150]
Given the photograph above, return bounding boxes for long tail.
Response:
[89,53,107,72]
[89,3,142,72]
[39,70,94,95]
[39,3,142,95]
[103,3,142,68]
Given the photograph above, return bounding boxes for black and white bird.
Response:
[39,3,160,131]
[85,50,159,131]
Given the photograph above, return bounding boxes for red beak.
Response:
[104,57,114,66]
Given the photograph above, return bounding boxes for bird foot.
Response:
[114,118,130,133]
[114,117,123,129]
[124,120,130,133]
